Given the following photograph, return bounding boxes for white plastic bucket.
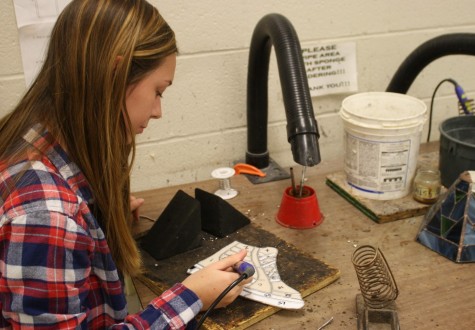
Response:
[340,92,427,200]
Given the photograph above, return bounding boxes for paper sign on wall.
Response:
[13,0,72,86]
[302,42,358,97]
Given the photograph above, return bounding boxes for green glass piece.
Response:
[440,215,453,237]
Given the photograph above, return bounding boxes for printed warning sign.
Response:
[302,42,358,97]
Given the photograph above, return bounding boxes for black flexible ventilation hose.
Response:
[246,13,321,168]
[386,33,475,94]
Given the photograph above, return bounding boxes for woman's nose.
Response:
[152,102,162,119]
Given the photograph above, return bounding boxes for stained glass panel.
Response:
[416,171,475,263]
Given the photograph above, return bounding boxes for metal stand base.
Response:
[356,294,400,330]
[236,158,290,184]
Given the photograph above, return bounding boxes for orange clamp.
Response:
[234,163,266,177]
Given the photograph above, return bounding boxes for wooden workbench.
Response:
[132,143,474,329]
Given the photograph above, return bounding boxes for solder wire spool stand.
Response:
[211,167,238,200]
[352,245,400,330]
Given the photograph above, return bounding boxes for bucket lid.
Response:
[340,92,427,129]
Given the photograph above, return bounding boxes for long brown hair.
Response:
[0,0,177,276]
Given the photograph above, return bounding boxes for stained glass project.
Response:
[417,171,475,262]
[187,240,305,309]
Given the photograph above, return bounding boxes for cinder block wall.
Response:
[1,0,475,192]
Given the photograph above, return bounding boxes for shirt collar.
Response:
[22,124,94,204]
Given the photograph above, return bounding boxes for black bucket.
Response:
[439,116,475,187]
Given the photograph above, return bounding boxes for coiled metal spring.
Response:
[352,245,399,309]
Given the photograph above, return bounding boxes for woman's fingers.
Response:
[130,195,144,222]
[207,249,248,271]
[182,249,254,310]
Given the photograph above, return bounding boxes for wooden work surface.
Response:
[137,224,339,329]
[132,142,475,329]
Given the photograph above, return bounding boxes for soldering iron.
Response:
[195,261,255,329]
[427,78,474,142]
[454,82,474,115]
[232,260,256,278]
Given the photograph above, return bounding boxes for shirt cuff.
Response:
[150,283,203,327]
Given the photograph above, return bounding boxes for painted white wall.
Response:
[1,0,475,192]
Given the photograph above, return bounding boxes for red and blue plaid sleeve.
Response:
[122,283,202,329]
[0,208,202,329]
[0,207,95,328]
[0,127,203,329]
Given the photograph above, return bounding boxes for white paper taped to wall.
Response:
[13,0,72,86]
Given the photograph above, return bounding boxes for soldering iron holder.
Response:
[276,185,323,229]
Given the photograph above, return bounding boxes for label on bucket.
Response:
[344,132,410,194]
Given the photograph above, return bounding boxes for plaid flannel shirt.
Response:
[0,126,202,329]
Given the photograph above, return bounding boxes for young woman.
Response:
[0,0,250,328]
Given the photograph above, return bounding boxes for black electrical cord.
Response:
[427,78,457,142]
[194,273,248,330]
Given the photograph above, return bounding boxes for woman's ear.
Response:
[114,56,124,70]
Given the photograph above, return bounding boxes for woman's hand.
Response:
[130,195,145,222]
[182,249,252,311]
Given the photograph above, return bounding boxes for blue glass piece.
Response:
[448,195,467,222]
[455,180,469,195]
[426,211,441,234]
[460,245,475,262]
[467,195,475,225]
[440,191,455,215]
[463,223,475,245]
[417,230,458,261]
[445,219,463,244]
